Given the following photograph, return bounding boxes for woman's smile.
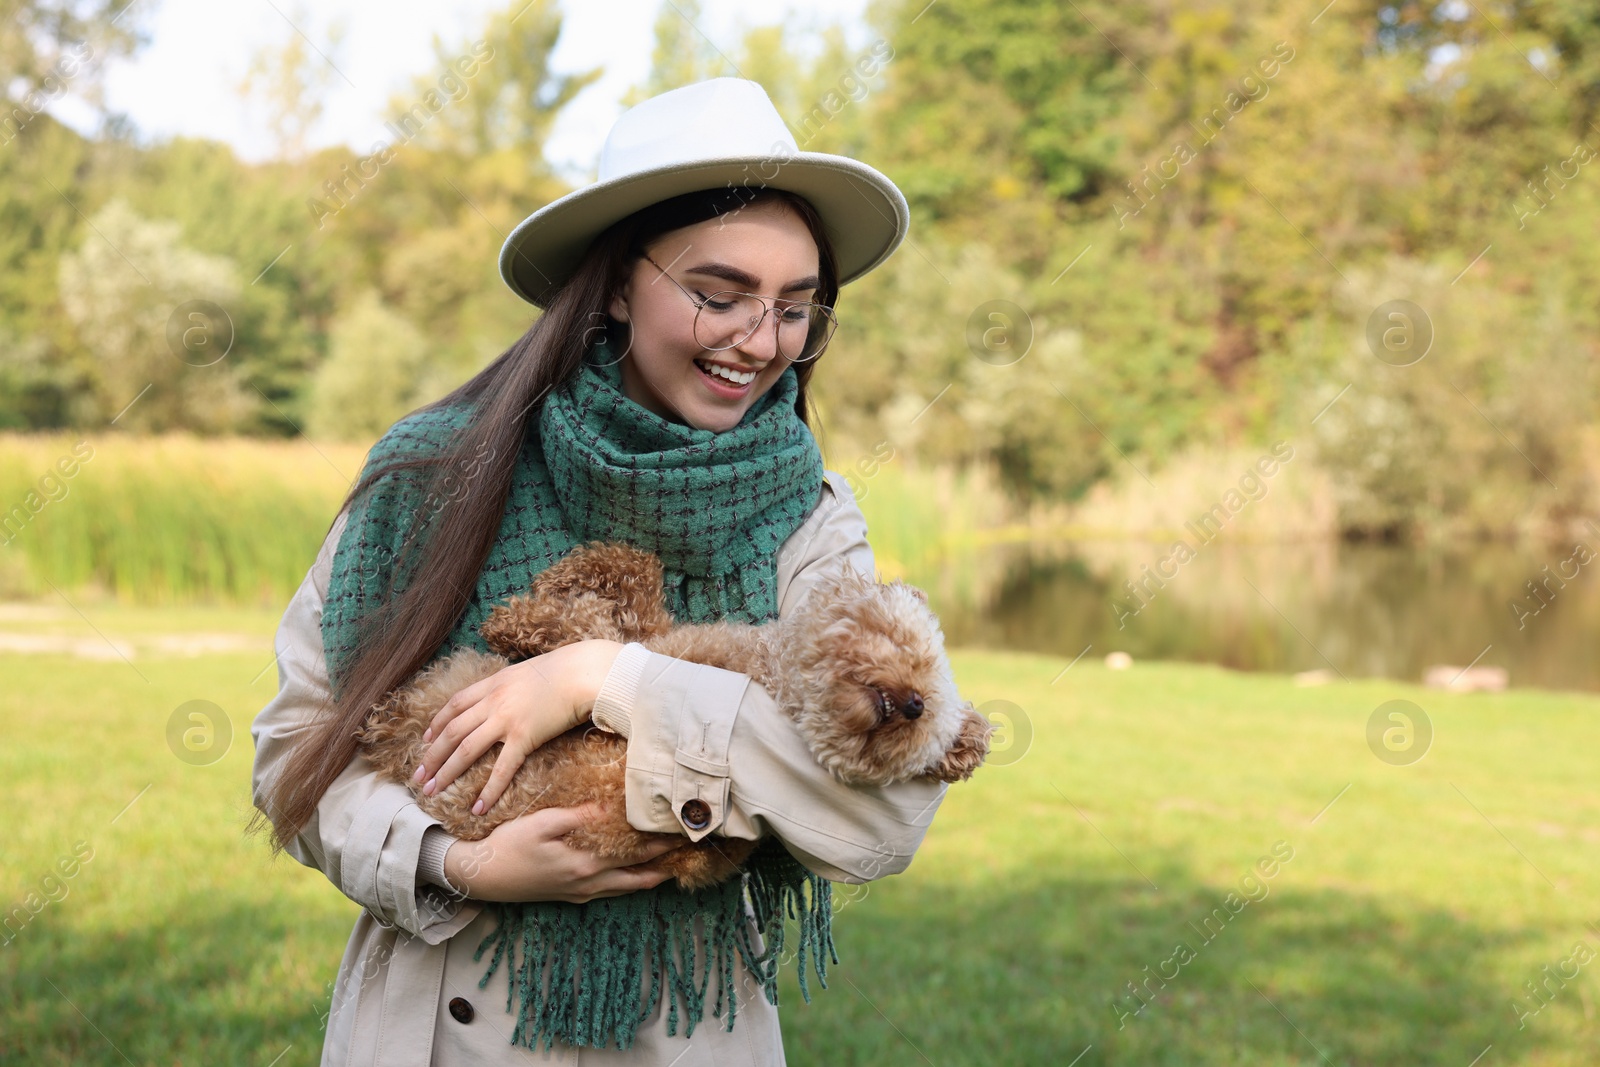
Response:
[691,355,761,398]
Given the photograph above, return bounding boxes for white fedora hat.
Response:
[498,77,910,309]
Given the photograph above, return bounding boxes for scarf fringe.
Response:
[737,843,839,1001]
[470,842,837,1052]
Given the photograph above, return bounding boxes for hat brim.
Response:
[498,154,909,309]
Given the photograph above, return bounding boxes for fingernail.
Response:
[424,777,436,795]
[423,728,432,742]
[472,799,485,816]
[413,765,426,782]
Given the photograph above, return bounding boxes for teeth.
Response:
[697,359,755,385]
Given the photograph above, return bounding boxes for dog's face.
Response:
[785,568,970,783]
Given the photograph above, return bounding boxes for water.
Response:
[924,537,1600,693]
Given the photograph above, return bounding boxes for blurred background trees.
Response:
[2,0,1597,539]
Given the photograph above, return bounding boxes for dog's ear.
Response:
[480,596,542,659]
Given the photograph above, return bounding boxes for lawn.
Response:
[1,603,1596,1065]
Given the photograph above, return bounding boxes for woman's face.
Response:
[608,200,821,433]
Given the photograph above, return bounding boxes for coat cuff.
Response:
[416,825,460,892]
[591,641,653,739]
[343,784,480,944]
[618,648,745,843]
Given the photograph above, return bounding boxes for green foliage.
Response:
[0,0,148,110]
[625,0,736,105]
[0,116,97,428]
[1309,254,1597,538]
[0,0,1597,536]
[305,289,431,442]
[56,199,255,432]
[403,0,600,163]
[851,0,1600,534]
[866,0,1131,209]
[234,2,347,161]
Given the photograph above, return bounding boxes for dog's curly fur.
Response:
[357,542,993,890]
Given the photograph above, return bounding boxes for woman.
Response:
[249,77,952,1066]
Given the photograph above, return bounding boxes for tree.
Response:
[0,0,149,143]
[305,289,429,442]
[624,0,735,107]
[398,0,600,165]
[234,3,348,162]
[57,199,255,432]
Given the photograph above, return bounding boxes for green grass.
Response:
[2,608,1597,1065]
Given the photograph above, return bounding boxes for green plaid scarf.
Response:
[320,339,833,1051]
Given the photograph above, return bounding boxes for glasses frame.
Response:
[640,251,837,364]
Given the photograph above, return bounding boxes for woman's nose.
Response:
[735,311,782,363]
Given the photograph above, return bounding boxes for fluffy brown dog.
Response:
[358,542,992,890]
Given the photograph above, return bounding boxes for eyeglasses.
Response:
[641,252,838,363]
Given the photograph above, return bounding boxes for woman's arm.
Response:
[588,471,951,883]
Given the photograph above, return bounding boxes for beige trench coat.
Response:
[249,470,951,1066]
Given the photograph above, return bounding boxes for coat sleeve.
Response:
[248,508,483,944]
[590,472,950,884]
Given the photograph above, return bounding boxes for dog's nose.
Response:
[902,692,923,719]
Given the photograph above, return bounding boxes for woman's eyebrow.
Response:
[683,261,820,293]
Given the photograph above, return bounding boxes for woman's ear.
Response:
[608,289,630,322]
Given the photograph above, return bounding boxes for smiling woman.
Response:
[247,76,951,1067]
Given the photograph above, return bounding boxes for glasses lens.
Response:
[784,303,837,363]
[693,291,765,351]
[693,292,837,363]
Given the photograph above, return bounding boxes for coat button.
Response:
[448,996,474,1024]
[680,798,711,831]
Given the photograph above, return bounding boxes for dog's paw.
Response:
[929,704,995,782]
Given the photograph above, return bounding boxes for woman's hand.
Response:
[411,639,624,816]
[442,803,681,903]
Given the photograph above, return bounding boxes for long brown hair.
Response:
[253,186,841,854]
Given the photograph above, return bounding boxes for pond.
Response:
[924,536,1600,694]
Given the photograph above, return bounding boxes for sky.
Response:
[49,0,872,183]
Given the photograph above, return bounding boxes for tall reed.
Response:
[1,433,1039,606]
[0,433,369,605]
